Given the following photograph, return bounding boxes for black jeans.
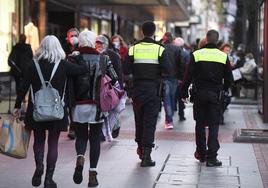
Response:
[132,84,160,148]
[33,128,61,168]
[74,123,102,168]
[176,83,185,118]
[193,89,221,160]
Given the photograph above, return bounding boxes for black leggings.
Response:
[33,129,61,168]
[74,123,102,168]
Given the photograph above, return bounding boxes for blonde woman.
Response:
[13,35,87,188]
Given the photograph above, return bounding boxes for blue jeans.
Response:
[163,79,178,123]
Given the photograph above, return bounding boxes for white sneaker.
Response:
[164,123,174,129]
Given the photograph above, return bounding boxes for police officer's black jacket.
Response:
[181,43,233,98]
[125,37,170,84]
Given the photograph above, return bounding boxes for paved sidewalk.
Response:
[0,103,267,188]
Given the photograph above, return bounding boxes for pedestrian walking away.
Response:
[125,21,170,167]
[8,34,33,97]
[173,37,190,121]
[181,30,233,167]
[71,30,119,187]
[161,32,183,129]
[96,34,125,141]
[13,35,87,188]
[64,27,80,140]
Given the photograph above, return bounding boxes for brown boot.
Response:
[73,155,85,184]
[88,170,98,187]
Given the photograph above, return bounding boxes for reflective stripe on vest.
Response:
[193,48,227,64]
[134,59,159,64]
[129,42,164,64]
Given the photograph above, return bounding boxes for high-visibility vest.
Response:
[129,42,164,64]
[128,42,165,81]
[193,48,227,64]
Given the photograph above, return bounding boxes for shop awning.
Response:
[47,0,189,22]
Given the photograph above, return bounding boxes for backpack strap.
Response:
[31,59,45,104]
[30,85,35,104]
[33,59,46,88]
[61,79,67,103]
[49,62,60,82]
[33,58,60,85]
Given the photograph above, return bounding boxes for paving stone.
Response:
[198,185,240,188]
[201,167,239,176]
[154,184,197,188]
[163,164,201,174]
[157,174,199,184]
[199,175,239,186]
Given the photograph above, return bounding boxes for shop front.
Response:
[0,0,21,73]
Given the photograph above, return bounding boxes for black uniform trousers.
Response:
[132,82,160,148]
[193,89,221,160]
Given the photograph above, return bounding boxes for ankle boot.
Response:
[44,167,57,188]
[88,170,98,187]
[32,153,44,186]
[73,155,85,184]
[136,145,144,160]
[141,147,155,167]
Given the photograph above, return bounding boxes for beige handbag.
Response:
[0,117,30,159]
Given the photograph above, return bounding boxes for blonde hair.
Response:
[35,35,66,63]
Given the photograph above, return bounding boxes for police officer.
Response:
[181,30,233,167]
[126,21,169,167]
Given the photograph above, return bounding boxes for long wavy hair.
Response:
[35,35,66,64]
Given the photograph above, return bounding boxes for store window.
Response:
[101,20,110,35]
[0,0,17,73]
[154,21,166,41]
[90,19,99,34]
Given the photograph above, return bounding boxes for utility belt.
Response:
[189,85,224,102]
[133,79,162,97]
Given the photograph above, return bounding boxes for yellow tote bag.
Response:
[0,118,30,159]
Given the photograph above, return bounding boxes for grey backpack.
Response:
[30,60,65,122]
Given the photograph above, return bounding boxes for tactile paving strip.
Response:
[154,155,240,188]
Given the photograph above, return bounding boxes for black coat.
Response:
[8,43,33,77]
[162,42,183,80]
[14,59,87,131]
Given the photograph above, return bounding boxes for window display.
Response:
[0,0,16,72]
